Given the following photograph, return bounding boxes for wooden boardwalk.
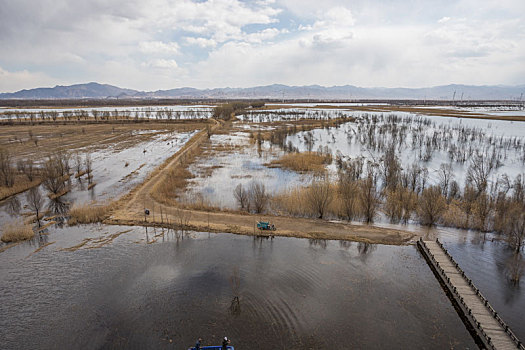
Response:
[418,239,524,350]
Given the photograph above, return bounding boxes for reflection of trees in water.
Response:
[339,240,352,250]
[505,253,524,286]
[309,239,327,249]
[357,242,376,256]
[48,198,69,216]
[48,198,70,226]
[4,196,21,216]
[229,267,241,316]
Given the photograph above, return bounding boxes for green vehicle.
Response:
[257,221,276,231]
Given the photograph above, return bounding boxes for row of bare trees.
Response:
[1,108,212,124]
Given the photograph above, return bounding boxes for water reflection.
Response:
[308,238,327,249]
[357,242,376,256]
[4,197,21,217]
[0,228,476,349]
[505,254,524,286]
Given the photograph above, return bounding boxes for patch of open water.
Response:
[0,225,476,349]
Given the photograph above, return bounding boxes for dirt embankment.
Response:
[107,119,414,245]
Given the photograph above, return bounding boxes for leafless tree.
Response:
[466,150,496,195]
[234,183,249,210]
[42,156,65,194]
[17,158,36,182]
[505,206,525,253]
[26,187,44,227]
[249,181,268,214]
[50,111,59,122]
[359,170,380,224]
[0,148,15,187]
[75,152,83,176]
[174,208,192,234]
[307,176,333,219]
[438,163,454,197]
[338,174,359,220]
[85,154,93,184]
[417,185,447,226]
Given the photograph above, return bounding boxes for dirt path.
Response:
[107,119,414,245]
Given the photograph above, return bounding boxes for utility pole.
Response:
[452,90,456,101]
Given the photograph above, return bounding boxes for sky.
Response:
[0,0,524,92]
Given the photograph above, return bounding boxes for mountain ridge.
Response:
[1,82,524,100]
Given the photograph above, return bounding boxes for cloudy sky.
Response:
[0,0,524,92]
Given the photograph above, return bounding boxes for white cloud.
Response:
[139,41,180,55]
[0,0,524,91]
[143,59,179,70]
[0,67,59,92]
[185,37,217,48]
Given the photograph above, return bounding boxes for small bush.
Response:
[1,220,34,243]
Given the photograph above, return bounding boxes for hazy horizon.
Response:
[1,0,524,92]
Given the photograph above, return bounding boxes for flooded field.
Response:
[0,104,524,349]
[0,226,476,349]
[285,111,525,183]
[184,131,311,209]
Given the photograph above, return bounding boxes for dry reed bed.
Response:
[268,152,332,173]
[0,177,42,201]
[1,220,35,243]
[68,203,114,225]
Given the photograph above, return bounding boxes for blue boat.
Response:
[188,347,234,350]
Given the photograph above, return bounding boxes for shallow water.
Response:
[0,226,476,349]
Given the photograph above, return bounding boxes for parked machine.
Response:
[257,221,276,231]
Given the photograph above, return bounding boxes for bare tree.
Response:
[26,187,44,227]
[466,150,496,195]
[42,157,65,194]
[48,110,58,122]
[174,208,192,234]
[85,154,93,184]
[417,185,447,226]
[249,181,268,214]
[0,148,15,187]
[505,206,525,253]
[438,163,454,197]
[338,174,359,220]
[17,158,36,182]
[75,152,83,176]
[307,176,333,219]
[359,171,380,224]
[234,183,249,210]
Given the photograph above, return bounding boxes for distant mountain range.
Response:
[1,82,524,100]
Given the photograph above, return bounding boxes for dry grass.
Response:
[68,202,113,225]
[1,220,35,243]
[153,167,195,205]
[0,176,42,201]
[269,151,332,173]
